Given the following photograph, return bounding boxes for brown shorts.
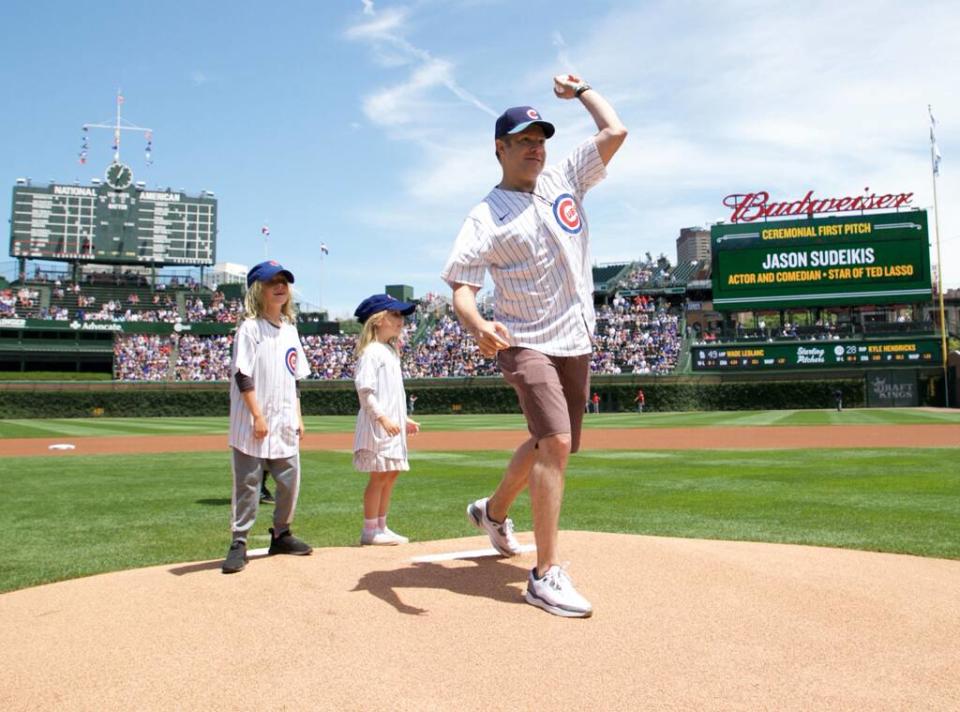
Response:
[497,347,591,453]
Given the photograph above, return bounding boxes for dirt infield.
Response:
[2,531,958,711]
[2,423,959,457]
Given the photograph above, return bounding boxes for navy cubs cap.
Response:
[247,260,295,287]
[354,293,416,324]
[494,106,555,139]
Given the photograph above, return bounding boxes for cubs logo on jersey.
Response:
[552,193,582,235]
[285,347,298,376]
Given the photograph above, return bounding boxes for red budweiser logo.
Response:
[723,189,914,223]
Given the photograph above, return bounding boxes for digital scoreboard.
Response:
[691,337,941,371]
[711,210,931,310]
[9,181,217,266]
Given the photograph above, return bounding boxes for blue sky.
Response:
[1,0,957,318]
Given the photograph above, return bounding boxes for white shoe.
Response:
[382,527,409,544]
[525,565,593,618]
[466,497,520,557]
[360,529,398,546]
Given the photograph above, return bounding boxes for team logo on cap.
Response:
[526,109,540,119]
[553,193,582,234]
[285,347,298,376]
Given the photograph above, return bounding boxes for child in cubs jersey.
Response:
[221,260,312,574]
[352,293,420,546]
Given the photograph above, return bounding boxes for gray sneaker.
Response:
[222,540,247,574]
[466,497,520,557]
[525,565,593,618]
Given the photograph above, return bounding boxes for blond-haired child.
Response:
[222,260,312,573]
[352,293,420,545]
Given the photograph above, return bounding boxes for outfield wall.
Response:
[0,367,945,418]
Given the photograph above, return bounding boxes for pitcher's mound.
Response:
[2,532,958,711]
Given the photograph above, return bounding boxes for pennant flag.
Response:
[929,104,942,177]
[320,242,329,255]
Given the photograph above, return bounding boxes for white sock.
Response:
[377,516,387,531]
[363,517,378,535]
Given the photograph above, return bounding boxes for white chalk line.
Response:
[410,543,536,563]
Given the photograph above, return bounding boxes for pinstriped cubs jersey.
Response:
[229,317,309,458]
[353,341,408,461]
[441,137,607,357]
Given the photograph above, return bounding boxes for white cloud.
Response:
[345,7,407,41]
[362,59,453,125]
[535,0,960,284]
[345,0,960,287]
[346,2,497,135]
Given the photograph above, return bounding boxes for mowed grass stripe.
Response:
[2,408,960,440]
[0,417,229,438]
[2,447,958,593]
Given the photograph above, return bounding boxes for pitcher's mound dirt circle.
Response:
[2,531,958,711]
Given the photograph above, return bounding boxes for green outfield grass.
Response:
[1,408,959,439]
[2,446,958,593]
[0,371,112,381]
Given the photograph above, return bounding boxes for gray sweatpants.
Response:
[230,448,301,543]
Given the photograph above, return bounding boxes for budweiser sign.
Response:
[723,189,914,223]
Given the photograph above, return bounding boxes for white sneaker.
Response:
[360,529,398,546]
[382,527,409,544]
[466,497,520,557]
[525,565,593,618]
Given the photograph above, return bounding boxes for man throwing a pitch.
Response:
[441,74,627,617]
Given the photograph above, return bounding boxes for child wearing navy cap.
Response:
[221,260,312,573]
[352,294,420,545]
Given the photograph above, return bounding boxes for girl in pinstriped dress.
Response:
[352,294,420,546]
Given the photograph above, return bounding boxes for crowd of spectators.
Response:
[11,281,244,325]
[175,334,233,381]
[0,289,17,317]
[183,292,242,323]
[110,295,684,381]
[402,313,498,377]
[114,334,173,381]
[593,295,681,374]
[614,254,673,291]
[302,333,357,380]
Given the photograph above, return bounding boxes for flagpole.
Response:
[318,250,324,312]
[929,105,950,407]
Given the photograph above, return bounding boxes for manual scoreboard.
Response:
[9,182,217,266]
